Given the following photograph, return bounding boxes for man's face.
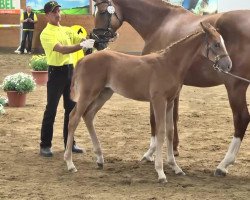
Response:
[26,6,32,13]
[46,7,61,24]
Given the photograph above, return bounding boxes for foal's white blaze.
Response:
[216,137,241,173]
[220,36,227,53]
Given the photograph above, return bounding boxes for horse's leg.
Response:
[141,103,156,162]
[64,93,97,172]
[166,101,185,175]
[83,88,114,169]
[151,97,167,183]
[215,82,250,176]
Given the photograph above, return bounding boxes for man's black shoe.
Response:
[40,147,53,157]
[72,144,84,153]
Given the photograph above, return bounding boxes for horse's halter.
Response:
[91,0,122,49]
[204,33,229,72]
[94,0,122,27]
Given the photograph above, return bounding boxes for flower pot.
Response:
[6,91,27,107]
[31,70,48,85]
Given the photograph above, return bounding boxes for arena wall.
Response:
[0,0,144,53]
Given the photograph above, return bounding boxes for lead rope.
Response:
[212,53,250,84]
[221,71,250,84]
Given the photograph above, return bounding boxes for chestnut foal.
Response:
[64,23,232,183]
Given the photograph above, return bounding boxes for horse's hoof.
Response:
[214,168,227,177]
[97,162,104,169]
[68,167,77,173]
[158,178,168,184]
[174,150,179,157]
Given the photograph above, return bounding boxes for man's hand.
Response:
[80,39,95,49]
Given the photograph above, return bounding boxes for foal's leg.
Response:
[142,98,180,162]
[141,102,156,162]
[64,105,82,172]
[83,88,114,169]
[64,93,97,172]
[151,97,167,183]
[173,95,180,156]
[215,82,250,176]
[165,101,185,175]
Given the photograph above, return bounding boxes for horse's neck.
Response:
[114,0,182,40]
[161,32,204,77]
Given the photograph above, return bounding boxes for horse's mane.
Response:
[154,30,204,55]
[160,0,194,15]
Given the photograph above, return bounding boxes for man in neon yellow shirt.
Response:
[19,6,38,54]
[40,1,95,157]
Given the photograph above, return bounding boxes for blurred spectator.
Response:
[18,6,38,54]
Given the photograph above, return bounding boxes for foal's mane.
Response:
[155,30,204,54]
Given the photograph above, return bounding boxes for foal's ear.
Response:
[200,22,211,32]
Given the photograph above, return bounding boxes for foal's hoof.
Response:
[68,167,77,173]
[176,171,186,176]
[97,162,104,170]
[141,156,154,162]
[214,168,227,177]
[158,178,168,184]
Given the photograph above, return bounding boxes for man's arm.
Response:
[53,43,82,54]
[53,39,95,54]
[20,13,28,23]
[33,13,38,23]
[27,13,38,23]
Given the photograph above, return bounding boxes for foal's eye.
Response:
[214,43,220,48]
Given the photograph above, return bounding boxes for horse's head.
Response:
[200,22,232,73]
[91,0,122,50]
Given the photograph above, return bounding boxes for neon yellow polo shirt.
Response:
[71,25,87,67]
[40,23,83,66]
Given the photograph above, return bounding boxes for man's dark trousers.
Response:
[40,65,76,148]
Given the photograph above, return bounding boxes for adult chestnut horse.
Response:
[64,23,232,183]
[92,0,250,176]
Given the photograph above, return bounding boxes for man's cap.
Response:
[44,1,61,13]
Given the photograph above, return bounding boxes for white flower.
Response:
[1,72,36,93]
[107,6,115,14]
[0,96,8,105]
[0,104,5,115]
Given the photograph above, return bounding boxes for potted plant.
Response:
[1,72,36,107]
[29,55,49,85]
